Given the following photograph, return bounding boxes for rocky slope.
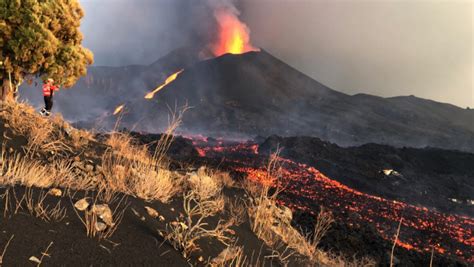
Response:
[20,49,474,153]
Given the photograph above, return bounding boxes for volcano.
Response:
[20,49,474,152]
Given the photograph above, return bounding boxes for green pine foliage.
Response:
[0,0,93,95]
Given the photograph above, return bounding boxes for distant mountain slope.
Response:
[20,49,474,152]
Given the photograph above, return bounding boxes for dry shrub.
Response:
[188,167,223,200]
[99,145,182,203]
[105,132,149,162]
[128,164,180,203]
[164,191,233,258]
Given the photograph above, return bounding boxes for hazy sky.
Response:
[79,0,473,108]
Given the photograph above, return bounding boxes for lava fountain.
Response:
[210,7,259,56]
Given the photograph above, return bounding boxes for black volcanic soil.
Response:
[258,135,474,217]
[0,117,288,266]
[0,186,282,266]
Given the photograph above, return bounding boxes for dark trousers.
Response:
[44,95,53,111]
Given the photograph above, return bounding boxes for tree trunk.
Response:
[1,78,14,102]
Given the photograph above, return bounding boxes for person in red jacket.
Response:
[40,78,59,116]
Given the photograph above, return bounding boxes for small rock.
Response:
[170,208,175,212]
[95,222,107,232]
[198,256,204,262]
[48,188,62,197]
[91,204,114,226]
[145,206,159,218]
[158,215,165,222]
[74,198,89,211]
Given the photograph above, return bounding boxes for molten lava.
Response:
[190,138,474,263]
[211,8,258,56]
[113,104,125,115]
[145,69,184,100]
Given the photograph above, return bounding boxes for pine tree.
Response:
[0,0,93,100]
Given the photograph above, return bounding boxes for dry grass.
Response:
[97,106,189,203]
[245,150,286,244]
[0,100,90,156]
[31,241,54,267]
[0,148,94,192]
[0,235,14,266]
[0,100,187,204]
[210,245,247,267]
[390,218,403,267]
[0,149,56,188]
[98,142,182,203]
[1,187,66,222]
[21,188,67,222]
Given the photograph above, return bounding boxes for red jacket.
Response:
[42,83,59,96]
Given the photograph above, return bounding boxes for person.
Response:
[40,78,59,116]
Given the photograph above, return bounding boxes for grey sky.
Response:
[79,0,473,108]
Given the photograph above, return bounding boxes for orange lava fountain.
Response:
[211,8,258,56]
[145,69,184,100]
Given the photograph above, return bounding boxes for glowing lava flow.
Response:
[190,138,474,263]
[145,69,184,100]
